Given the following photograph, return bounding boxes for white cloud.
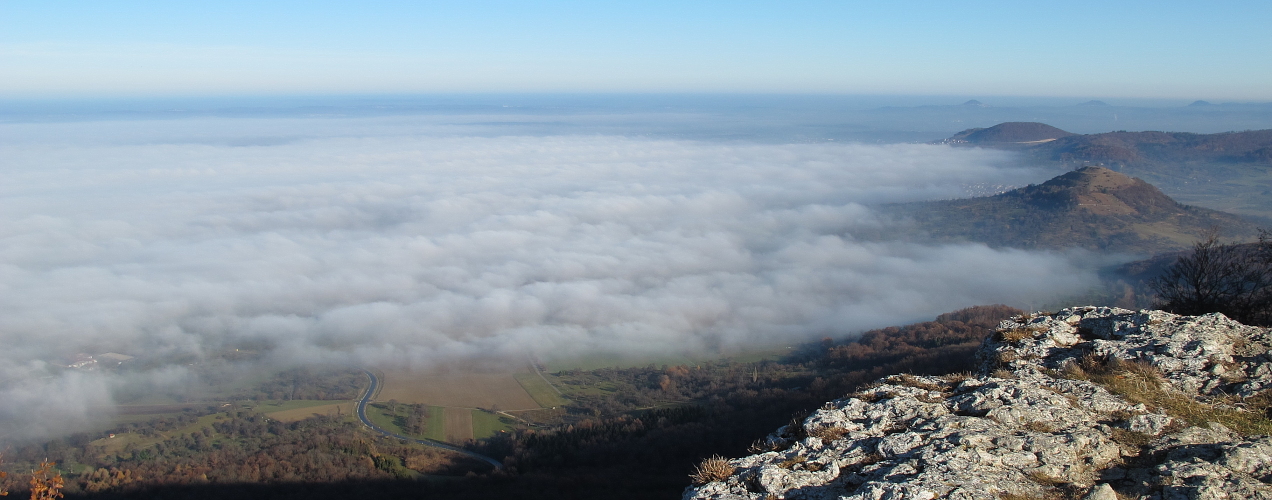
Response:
[0,116,1094,439]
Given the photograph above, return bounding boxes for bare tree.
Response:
[1151,229,1272,325]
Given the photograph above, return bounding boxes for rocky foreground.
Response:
[684,307,1272,500]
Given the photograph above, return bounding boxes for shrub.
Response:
[1151,230,1272,326]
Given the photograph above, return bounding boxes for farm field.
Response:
[377,369,540,410]
[513,372,567,407]
[442,407,473,443]
[264,401,354,422]
[471,410,516,439]
[364,403,446,441]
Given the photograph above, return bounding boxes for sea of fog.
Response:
[0,104,1109,439]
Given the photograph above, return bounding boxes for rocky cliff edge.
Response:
[684,307,1272,500]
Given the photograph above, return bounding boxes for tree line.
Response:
[1152,230,1272,326]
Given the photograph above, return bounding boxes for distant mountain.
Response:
[944,123,1272,220]
[946,122,1074,144]
[1047,129,1272,166]
[880,166,1260,253]
[947,123,1272,165]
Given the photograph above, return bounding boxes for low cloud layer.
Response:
[0,116,1096,439]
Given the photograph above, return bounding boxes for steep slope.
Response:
[685,307,1272,500]
[881,166,1259,253]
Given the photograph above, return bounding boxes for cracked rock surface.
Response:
[684,307,1272,500]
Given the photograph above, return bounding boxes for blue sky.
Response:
[2,1,1270,98]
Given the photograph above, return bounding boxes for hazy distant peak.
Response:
[962,99,988,107]
[948,122,1074,144]
[1077,100,1110,106]
[1188,100,1214,106]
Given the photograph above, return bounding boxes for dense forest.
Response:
[0,305,1021,500]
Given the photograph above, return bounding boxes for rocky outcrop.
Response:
[684,307,1272,500]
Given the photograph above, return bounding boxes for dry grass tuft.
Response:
[1062,355,1272,436]
[690,455,735,486]
[997,326,1045,343]
[778,455,806,469]
[940,371,974,384]
[808,426,849,441]
[992,369,1017,379]
[784,410,811,440]
[1109,428,1154,449]
[894,374,945,392]
[747,438,787,454]
[1024,421,1056,433]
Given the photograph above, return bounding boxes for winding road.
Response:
[356,369,504,470]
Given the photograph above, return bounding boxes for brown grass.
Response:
[1062,355,1272,436]
[808,426,849,441]
[690,456,735,485]
[894,374,945,392]
[997,326,1045,343]
[778,455,806,469]
[377,370,540,410]
[1024,421,1056,433]
[940,371,974,384]
[1109,428,1153,448]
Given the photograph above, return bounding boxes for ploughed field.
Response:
[372,366,552,442]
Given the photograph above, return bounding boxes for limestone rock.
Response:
[684,308,1272,500]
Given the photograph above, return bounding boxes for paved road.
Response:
[356,369,504,470]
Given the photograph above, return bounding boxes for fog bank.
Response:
[0,116,1096,439]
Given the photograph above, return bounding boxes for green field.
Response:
[251,399,342,412]
[421,406,445,441]
[471,410,516,439]
[513,373,567,407]
[365,403,445,441]
[91,413,226,454]
[544,353,698,372]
